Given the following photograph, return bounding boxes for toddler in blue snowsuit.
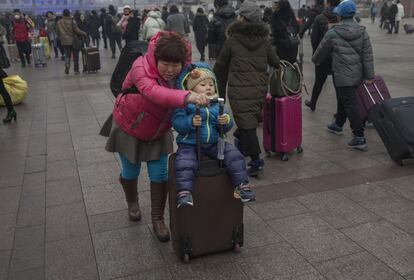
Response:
[172,63,256,208]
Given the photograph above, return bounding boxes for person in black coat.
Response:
[123,10,141,44]
[192,8,209,61]
[387,1,398,34]
[270,0,300,63]
[379,2,389,29]
[99,8,108,49]
[88,10,100,48]
[299,0,324,38]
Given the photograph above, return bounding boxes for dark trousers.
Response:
[395,21,400,33]
[102,31,108,49]
[310,63,332,108]
[388,19,396,33]
[334,86,364,137]
[175,143,248,193]
[109,35,122,56]
[234,128,261,158]
[63,46,80,72]
[16,41,31,65]
[0,68,13,112]
[195,39,206,58]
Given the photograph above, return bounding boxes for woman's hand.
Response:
[192,115,202,127]
[186,92,210,106]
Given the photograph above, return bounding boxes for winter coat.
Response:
[112,32,192,141]
[0,24,6,44]
[166,12,190,36]
[45,17,57,41]
[57,16,86,46]
[142,11,165,41]
[270,8,300,63]
[207,5,236,57]
[388,4,398,21]
[77,19,89,35]
[12,19,30,43]
[192,13,209,48]
[99,12,107,32]
[105,14,122,38]
[161,10,169,23]
[380,4,389,20]
[299,3,324,37]
[123,16,140,43]
[88,15,100,38]
[396,3,405,21]
[172,103,233,145]
[213,21,280,130]
[312,18,374,87]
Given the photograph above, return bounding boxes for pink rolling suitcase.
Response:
[263,93,303,161]
[356,75,391,122]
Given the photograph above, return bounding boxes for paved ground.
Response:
[1,18,414,280]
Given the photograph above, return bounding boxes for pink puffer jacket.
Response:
[112,31,191,141]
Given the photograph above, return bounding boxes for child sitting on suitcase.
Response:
[172,63,256,208]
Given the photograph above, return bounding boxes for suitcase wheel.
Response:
[281,153,290,161]
[297,146,303,154]
[233,243,241,253]
[182,253,190,264]
[394,159,403,166]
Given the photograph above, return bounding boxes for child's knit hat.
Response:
[186,68,216,90]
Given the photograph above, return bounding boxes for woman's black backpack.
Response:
[110,40,148,97]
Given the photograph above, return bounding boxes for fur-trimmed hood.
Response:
[227,21,269,50]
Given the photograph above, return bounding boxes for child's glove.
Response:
[193,115,202,127]
[218,114,230,125]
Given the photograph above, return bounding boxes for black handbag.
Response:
[0,44,10,69]
[71,21,83,50]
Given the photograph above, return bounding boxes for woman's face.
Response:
[157,60,183,81]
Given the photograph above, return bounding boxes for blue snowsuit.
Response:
[172,102,249,193]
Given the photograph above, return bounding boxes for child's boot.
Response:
[176,191,194,208]
[234,183,256,203]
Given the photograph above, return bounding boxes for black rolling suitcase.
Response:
[369,97,414,165]
[82,47,100,73]
[168,105,244,263]
[404,24,414,34]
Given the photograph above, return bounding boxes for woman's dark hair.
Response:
[197,7,204,14]
[63,9,70,17]
[154,33,188,64]
[46,11,53,17]
[170,5,179,13]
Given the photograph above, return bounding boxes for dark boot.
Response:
[120,177,141,221]
[150,181,170,242]
[3,109,17,123]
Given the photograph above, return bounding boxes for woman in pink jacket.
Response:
[100,31,208,242]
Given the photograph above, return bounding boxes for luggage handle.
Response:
[363,81,385,105]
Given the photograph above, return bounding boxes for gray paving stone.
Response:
[88,209,147,234]
[0,250,11,280]
[296,191,379,228]
[16,194,45,228]
[341,220,414,276]
[249,198,309,221]
[10,225,44,271]
[24,155,46,174]
[72,134,107,151]
[337,182,393,202]
[46,202,89,242]
[8,267,44,280]
[243,207,282,248]
[0,186,21,215]
[74,147,116,167]
[235,243,324,280]
[168,262,248,280]
[46,177,83,207]
[27,134,47,156]
[83,184,127,216]
[116,269,173,280]
[361,196,414,235]
[46,158,78,182]
[45,235,98,280]
[267,213,362,263]
[93,225,164,280]
[22,172,46,197]
[377,175,414,202]
[316,251,405,280]
[405,274,414,280]
[46,122,70,134]
[78,161,120,188]
[46,144,75,162]
[0,213,16,251]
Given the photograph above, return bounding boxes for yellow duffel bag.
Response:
[0,75,28,106]
[39,37,51,59]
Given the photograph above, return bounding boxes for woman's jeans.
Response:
[63,46,80,72]
[119,153,168,183]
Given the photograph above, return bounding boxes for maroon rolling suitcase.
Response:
[356,75,391,122]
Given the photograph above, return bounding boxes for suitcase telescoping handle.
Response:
[218,98,225,168]
[363,81,385,105]
[195,106,201,170]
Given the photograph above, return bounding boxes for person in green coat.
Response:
[214,1,279,177]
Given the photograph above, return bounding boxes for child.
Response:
[172,63,256,208]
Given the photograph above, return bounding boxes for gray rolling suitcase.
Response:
[32,43,46,67]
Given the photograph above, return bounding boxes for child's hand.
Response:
[218,114,229,125]
[193,115,202,127]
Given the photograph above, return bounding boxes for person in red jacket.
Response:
[12,9,31,67]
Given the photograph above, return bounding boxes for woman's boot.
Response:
[150,182,170,242]
[3,109,17,123]
[119,177,141,221]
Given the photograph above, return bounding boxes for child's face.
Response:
[192,78,216,97]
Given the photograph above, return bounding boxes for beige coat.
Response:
[57,16,86,46]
